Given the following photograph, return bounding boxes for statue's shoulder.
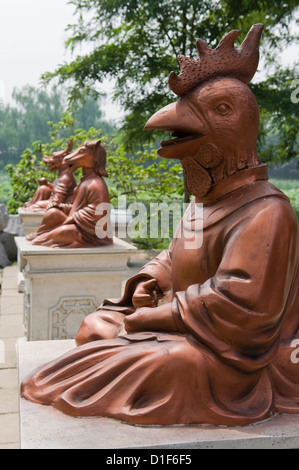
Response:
[240,183,298,233]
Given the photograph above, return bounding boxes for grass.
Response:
[269,179,299,191]
[270,179,299,221]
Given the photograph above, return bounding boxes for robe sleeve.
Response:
[172,197,298,373]
[100,241,174,311]
[137,244,173,295]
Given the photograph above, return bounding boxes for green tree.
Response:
[42,0,298,161]
[0,85,116,166]
[0,86,64,165]
[0,104,21,167]
[252,68,299,165]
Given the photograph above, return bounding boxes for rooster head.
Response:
[145,24,264,198]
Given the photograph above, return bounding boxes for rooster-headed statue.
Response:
[21,24,299,427]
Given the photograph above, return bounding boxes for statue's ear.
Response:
[67,139,74,152]
[95,139,102,149]
[94,139,104,159]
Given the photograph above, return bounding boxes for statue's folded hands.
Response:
[124,303,179,334]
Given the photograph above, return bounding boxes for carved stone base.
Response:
[15,237,137,341]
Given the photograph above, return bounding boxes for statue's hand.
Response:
[132,279,162,309]
[124,303,178,333]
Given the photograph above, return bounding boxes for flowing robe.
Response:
[21,166,299,426]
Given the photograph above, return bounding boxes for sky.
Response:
[0,0,122,121]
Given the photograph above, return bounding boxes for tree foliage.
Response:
[42,0,298,162]
[252,68,299,165]
[0,86,63,166]
[0,84,116,165]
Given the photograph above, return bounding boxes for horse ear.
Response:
[67,139,74,152]
[95,139,102,149]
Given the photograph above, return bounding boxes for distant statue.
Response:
[22,140,76,213]
[27,140,113,248]
[23,178,53,209]
[21,25,299,427]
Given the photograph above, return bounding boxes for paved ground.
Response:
[0,257,147,449]
[0,265,24,449]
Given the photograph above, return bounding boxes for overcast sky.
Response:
[0,0,122,121]
[0,1,298,121]
[0,1,74,99]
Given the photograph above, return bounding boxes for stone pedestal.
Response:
[18,209,44,236]
[18,339,299,449]
[15,237,137,341]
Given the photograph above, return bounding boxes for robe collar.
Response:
[187,165,289,229]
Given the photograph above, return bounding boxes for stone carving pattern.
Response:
[50,296,98,340]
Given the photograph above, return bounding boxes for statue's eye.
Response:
[214,103,231,115]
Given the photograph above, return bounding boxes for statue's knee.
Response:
[45,207,60,217]
[47,208,66,223]
[75,313,95,346]
[75,310,126,345]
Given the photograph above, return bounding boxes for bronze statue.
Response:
[21,24,299,426]
[22,140,76,213]
[27,140,113,248]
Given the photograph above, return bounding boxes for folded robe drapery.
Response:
[21,166,299,426]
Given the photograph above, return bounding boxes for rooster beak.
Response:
[144,102,178,131]
[144,98,205,135]
[144,97,206,160]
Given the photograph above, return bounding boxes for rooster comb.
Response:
[169,23,264,96]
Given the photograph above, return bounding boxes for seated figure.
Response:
[28,140,113,248]
[21,24,299,427]
[22,140,76,213]
[23,177,53,208]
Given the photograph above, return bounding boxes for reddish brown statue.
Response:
[21,24,299,426]
[27,140,113,248]
[22,140,76,213]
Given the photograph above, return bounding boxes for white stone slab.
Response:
[16,237,137,341]
[18,339,299,449]
[18,209,44,236]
